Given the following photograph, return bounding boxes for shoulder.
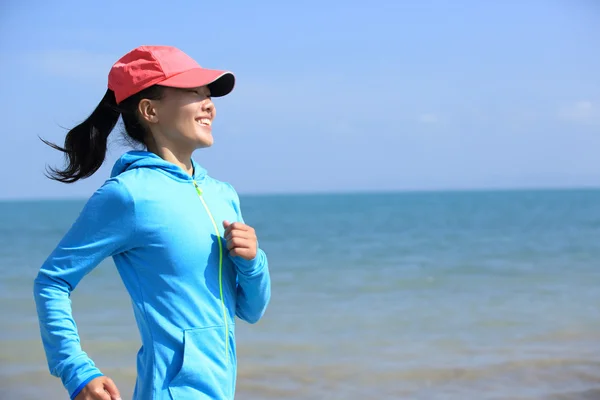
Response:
[84,176,135,216]
[205,175,240,203]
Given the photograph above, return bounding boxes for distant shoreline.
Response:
[2,184,600,203]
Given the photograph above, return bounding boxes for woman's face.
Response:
[145,85,217,152]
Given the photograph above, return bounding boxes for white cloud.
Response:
[418,113,438,124]
[558,100,599,125]
[30,50,117,81]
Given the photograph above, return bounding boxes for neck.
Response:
[146,140,194,176]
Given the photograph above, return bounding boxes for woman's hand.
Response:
[223,220,257,260]
[74,376,122,400]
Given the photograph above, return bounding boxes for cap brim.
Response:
[158,68,235,97]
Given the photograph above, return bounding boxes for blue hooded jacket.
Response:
[33,151,271,400]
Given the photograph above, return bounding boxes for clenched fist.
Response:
[74,376,121,400]
[223,220,257,261]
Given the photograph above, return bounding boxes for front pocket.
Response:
[168,326,231,400]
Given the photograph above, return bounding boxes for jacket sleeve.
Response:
[225,184,271,324]
[33,179,136,399]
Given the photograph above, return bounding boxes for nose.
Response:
[202,99,214,114]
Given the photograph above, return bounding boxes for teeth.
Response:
[197,118,212,126]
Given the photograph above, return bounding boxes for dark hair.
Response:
[41,86,165,183]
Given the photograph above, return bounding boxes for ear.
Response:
[138,99,159,124]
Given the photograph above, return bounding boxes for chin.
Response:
[195,137,214,149]
[192,130,214,149]
[196,142,213,149]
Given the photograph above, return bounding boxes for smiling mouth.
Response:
[196,118,212,127]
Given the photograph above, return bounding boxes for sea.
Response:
[1,189,600,399]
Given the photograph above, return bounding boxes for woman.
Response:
[33,45,271,400]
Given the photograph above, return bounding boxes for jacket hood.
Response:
[110,151,207,182]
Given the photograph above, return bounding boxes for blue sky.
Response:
[1,0,599,199]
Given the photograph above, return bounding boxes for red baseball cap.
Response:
[108,45,235,104]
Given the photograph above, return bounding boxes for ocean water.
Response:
[1,189,600,399]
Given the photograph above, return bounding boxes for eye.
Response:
[187,88,210,98]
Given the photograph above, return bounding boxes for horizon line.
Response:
[2,184,600,203]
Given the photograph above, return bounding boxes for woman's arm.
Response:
[33,179,135,399]
[223,184,271,324]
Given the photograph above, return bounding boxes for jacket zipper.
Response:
[193,180,229,361]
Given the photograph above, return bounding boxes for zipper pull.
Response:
[193,181,203,196]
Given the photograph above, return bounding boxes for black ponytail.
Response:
[42,85,165,183]
[42,89,120,183]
